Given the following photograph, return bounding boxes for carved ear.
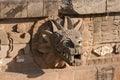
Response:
[50,20,63,32]
[63,16,73,30]
[74,19,84,32]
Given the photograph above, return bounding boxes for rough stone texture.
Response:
[0,31,9,45]
[0,64,120,80]
[28,1,43,17]
[59,0,106,14]
[43,0,58,16]
[114,65,120,80]
[0,0,58,18]
[59,0,120,15]
[0,45,9,58]
[1,0,120,18]
[107,0,120,12]
[72,0,106,14]
[1,2,27,18]
[92,16,120,45]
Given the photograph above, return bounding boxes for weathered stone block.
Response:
[93,36,102,44]
[101,26,118,31]
[93,23,101,33]
[0,0,27,2]
[75,66,97,80]
[114,65,120,80]
[28,1,43,17]
[72,0,106,14]
[43,0,58,16]
[114,16,120,20]
[58,70,74,80]
[102,34,115,41]
[1,2,27,18]
[96,65,115,80]
[41,72,58,80]
[107,0,120,12]
[101,31,118,36]
[93,17,102,22]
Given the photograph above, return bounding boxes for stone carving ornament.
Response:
[37,17,83,67]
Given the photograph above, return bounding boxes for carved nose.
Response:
[65,41,74,48]
[64,39,82,48]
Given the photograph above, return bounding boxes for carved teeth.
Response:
[66,54,69,59]
[69,56,74,63]
[70,48,75,56]
[63,53,66,57]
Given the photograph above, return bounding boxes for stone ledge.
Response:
[0,64,120,80]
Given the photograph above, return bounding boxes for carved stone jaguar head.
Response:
[38,17,83,67]
[50,17,83,65]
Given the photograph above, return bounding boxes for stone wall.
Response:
[0,64,120,80]
[0,0,58,18]
[59,0,120,15]
[0,10,120,80]
[1,0,120,18]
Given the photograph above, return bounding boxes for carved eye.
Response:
[76,37,82,45]
[77,40,82,47]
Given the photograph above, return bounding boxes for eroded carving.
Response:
[93,45,113,56]
[7,32,30,58]
[0,24,31,59]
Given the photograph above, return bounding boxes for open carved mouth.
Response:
[56,47,82,65]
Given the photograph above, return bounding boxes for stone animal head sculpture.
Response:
[38,17,83,67]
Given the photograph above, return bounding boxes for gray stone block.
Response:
[114,16,120,20]
[1,2,27,18]
[43,0,58,16]
[0,0,27,2]
[28,1,43,17]
[101,26,118,31]
[107,0,120,12]
[71,0,106,14]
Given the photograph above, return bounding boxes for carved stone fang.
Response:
[74,19,83,30]
[50,20,58,32]
[64,16,73,30]
[50,20,64,32]
[64,16,68,30]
